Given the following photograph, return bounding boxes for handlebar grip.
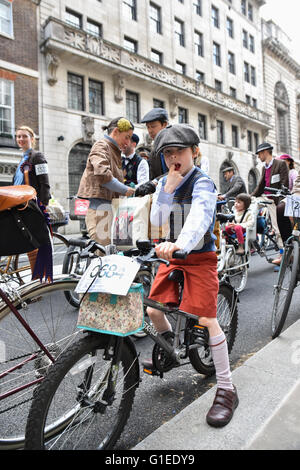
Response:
[68,238,91,249]
[172,250,187,259]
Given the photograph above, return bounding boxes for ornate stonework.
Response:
[41,17,271,127]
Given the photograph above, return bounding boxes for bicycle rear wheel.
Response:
[0,277,80,449]
[189,282,238,376]
[24,334,140,450]
[271,240,299,339]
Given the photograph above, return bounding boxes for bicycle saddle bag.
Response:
[0,185,36,212]
[0,200,51,256]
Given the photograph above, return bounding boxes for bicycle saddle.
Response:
[168,269,184,283]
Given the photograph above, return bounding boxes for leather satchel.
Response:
[0,200,51,256]
[0,185,36,212]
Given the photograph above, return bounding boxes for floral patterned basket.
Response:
[77,283,144,337]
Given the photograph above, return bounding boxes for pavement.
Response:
[134,319,300,451]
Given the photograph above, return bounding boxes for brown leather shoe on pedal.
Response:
[206,386,239,427]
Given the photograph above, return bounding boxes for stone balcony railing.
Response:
[41,17,271,128]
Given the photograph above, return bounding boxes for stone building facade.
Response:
[261,19,300,161]
[35,0,273,231]
[1,1,299,234]
[0,0,39,185]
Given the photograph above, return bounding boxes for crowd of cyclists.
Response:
[6,109,300,436]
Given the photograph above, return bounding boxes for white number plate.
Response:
[284,195,300,218]
[75,255,140,296]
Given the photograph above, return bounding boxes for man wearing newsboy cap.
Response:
[218,166,246,201]
[251,142,289,251]
[141,107,169,180]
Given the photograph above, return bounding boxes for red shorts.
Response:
[149,252,218,318]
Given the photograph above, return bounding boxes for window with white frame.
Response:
[0,0,13,37]
[0,78,14,136]
[150,3,161,34]
[123,0,137,21]
[174,18,185,47]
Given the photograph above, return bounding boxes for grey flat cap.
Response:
[255,142,273,154]
[141,107,169,123]
[153,124,200,155]
[222,166,234,173]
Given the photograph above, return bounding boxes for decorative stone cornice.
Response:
[263,37,300,75]
[41,17,271,128]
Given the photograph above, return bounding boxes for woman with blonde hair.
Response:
[14,125,51,205]
[78,117,135,246]
[14,125,52,280]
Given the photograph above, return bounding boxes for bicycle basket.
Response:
[77,282,144,337]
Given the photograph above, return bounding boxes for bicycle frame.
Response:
[0,286,55,402]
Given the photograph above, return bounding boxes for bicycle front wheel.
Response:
[24,334,140,450]
[0,277,80,449]
[271,240,299,339]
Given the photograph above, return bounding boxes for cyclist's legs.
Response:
[85,207,112,246]
[257,196,283,248]
[146,306,172,333]
[199,315,233,391]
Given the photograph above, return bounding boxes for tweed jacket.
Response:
[13,149,51,206]
[250,158,289,204]
[224,175,247,199]
[148,147,165,180]
[77,137,124,201]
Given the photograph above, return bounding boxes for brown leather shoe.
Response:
[206,386,239,427]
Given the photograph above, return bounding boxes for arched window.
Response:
[274,82,291,154]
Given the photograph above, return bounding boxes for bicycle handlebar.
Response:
[264,186,291,197]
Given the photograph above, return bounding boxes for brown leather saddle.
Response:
[0,185,37,212]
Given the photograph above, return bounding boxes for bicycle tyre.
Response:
[62,242,90,307]
[225,248,248,293]
[189,282,238,376]
[24,333,140,450]
[0,277,80,450]
[271,240,299,339]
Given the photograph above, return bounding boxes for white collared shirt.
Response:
[150,166,217,253]
[122,152,149,187]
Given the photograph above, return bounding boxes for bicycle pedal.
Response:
[192,325,209,344]
[143,366,161,377]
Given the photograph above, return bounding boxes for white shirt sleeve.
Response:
[150,175,217,253]
[136,159,150,187]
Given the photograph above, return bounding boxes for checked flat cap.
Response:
[153,124,200,155]
[141,107,169,123]
[255,142,273,154]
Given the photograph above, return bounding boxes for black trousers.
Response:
[276,202,292,244]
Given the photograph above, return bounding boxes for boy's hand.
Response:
[164,164,184,194]
[155,241,181,261]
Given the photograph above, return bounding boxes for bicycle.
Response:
[269,187,300,338]
[24,240,238,450]
[0,272,81,449]
[216,209,250,293]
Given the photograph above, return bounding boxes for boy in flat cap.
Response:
[144,123,238,428]
[141,107,169,180]
[251,142,289,254]
[122,133,149,188]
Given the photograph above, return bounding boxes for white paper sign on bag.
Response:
[75,255,140,296]
[284,195,300,218]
